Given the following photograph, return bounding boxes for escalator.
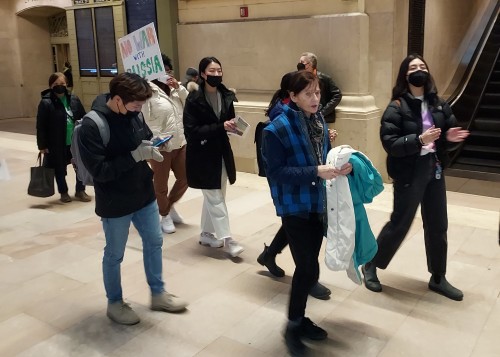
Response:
[447,2,500,181]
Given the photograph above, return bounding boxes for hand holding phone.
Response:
[153,135,173,147]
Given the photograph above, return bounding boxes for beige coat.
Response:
[142,81,188,152]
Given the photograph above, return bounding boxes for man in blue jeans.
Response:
[78,73,187,325]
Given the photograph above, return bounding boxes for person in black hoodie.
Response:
[362,54,469,301]
[36,72,90,203]
[78,73,188,325]
[183,56,244,258]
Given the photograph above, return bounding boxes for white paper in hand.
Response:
[229,116,250,138]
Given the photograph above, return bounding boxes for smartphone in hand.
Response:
[153,135,173,147]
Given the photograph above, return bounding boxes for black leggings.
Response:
[267,225,288,256]
[282,213,324,320]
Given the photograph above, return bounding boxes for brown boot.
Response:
[60,193,72,203]
[75,191,91,202]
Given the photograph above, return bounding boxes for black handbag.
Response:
[28,153,55,197]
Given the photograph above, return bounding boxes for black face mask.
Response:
[297,63,306,71]
[52,85,66,94]
[408,70,429,87]
[205,75,222,87]
[123,110,139,119]
[118,101,139,119]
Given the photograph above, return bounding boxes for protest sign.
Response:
[118,22,165,81]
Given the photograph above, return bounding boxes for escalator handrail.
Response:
[448,4,500,164]
[449,42,500,162]
[448,2,500,107]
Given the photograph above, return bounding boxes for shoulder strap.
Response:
[84,110,110,146]
[393,98,410,114]
[137,112,145,124]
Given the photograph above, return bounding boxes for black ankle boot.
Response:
[257,244,285,277]
[362,262,382,292]
[309,282,331,300]
[300,317,328,340]
[284,319,307,356]
[429,275,463,301]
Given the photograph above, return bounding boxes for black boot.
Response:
[300,317,328,340]
[362,262,382,292]
[428,275,463,301]
[257,244,285,277]
[284,319,307,356]
[309,282,331,300]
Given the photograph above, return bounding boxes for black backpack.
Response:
[254,121,270,177]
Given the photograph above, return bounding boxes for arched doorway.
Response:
[6,2,71,118]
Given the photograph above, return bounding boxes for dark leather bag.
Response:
[28,153,55,197]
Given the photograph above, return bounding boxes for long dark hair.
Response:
[265,71,295,117]
[151,79,171,96]
[198,56,222,79]
[392,53,437,101]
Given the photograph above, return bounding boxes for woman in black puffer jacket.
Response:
[36,72,90,203]
[362,54,469,301]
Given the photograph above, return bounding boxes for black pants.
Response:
[282,213,324,320]
[44,146,85,194]
[372,154,448,275]
[267,225,288,256]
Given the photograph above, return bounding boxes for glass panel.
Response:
[94,7,117,77]
[125,0,157,34]
[75,8,97,77]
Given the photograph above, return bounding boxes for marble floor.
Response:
[1,121,500,357]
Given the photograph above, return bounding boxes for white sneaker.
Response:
[161,215,176,234]
[170,207,184,224]
[223,238,244,257]
[199,232,223,248]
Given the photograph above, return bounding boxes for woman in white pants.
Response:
[183,56,244,257]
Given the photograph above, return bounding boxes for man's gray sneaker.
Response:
[151,292,188,312]
[107,301,140,325]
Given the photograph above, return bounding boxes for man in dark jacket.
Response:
[298,52,342,123]
[78,73,187,325]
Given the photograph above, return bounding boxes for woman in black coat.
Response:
[36,72,90,203]
[183,56,243,258]
[362,54,469,301]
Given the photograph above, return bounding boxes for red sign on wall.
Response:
[240,6,248,18]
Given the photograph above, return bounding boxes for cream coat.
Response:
[142,81,188,152]
[325,145,356,274]
[325,145,382,285]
